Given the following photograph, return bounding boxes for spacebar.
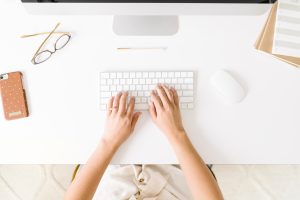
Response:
[135,104,149,110]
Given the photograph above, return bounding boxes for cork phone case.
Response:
[0,71,29,120]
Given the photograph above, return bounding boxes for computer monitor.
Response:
[21,0,275,35]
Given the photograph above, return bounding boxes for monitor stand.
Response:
[113,16,179,36]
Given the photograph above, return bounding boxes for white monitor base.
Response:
[113,16,179,36]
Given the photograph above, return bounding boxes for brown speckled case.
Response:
[0,72,29,120]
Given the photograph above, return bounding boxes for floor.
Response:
[0,165,299,200]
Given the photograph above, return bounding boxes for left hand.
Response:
[102,92,142,148]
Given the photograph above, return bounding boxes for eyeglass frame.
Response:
[21,23,71,65]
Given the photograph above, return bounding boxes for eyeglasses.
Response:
[21,23,71,65]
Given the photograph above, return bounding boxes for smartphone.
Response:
[0,71,29,120]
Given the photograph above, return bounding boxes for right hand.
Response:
[149,84,186,140]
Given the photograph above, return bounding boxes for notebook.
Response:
[272,0,300,57]
[254,1,300,68]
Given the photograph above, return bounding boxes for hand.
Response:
[149,84,185,140]
[102,92,141,148]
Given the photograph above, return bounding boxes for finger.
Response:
[150,90,163,111]
[171,87,180,107]
[162,84,174,103]
[112,92,122,114]
[126,96,135,117]
[107,96,114,116]
[119,91,128,115]
[148,101,157,120]
[155,84,170,107]
[131,112,141,132]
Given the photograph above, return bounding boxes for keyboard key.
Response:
[110,73,116,79]
[107,79,113,85]
[181,103,188,109]
[141,97,147,103]
[133,79,139,84]
[132,91,137,96]
[181,84,188,90]
[143,72,149,78]
[101,73,109,79]
[101,92,111,98]
[181,72,187,77]
[123,72,129,78]
[139,79,145,84]
[188,104,194,109]
[135,104,149,110]
[144,91,150,97]
[184,78,193,84]
[101,86,109,91]
[135,97,141,103]
[187,72,193,77]
[101,98,110,104]
[100,79,106,85]
[165,78,171,83]
[117,72,122,78]
[168,72,174,77]
[175,72,181,77]
[120,79,126,84]
[162,72,168,78]
[130,85,136,90]
[183,91,193,96]
[117,85,123,91]
[146,79,152,84]
[100,104,107,110]
[127,79,132,84]
[156,72,161,78]
[187,84,193,90]
[110,85,116,91]
[149,85,155,90]
[113,79,119,85]
[143,85,148,90]
[180,97,193,103]
[136,72,142,78]
[149,72,155,78]
[130,72,136,78]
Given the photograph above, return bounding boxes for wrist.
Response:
[99,136,121,152]
[167,129,188,145]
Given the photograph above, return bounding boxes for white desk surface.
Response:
[1,1,300,164]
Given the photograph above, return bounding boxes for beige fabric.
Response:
[93,165,192,200]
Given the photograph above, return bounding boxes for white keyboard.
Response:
[100,71,195,110]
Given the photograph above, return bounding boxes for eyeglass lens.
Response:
[34,50,52,64]
[55,34,71,50]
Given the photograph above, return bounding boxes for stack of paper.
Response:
[273,0,300,58]
[255,1,300,67]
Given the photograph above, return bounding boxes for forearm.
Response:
[64,139,118,200]
[169,131,223,200]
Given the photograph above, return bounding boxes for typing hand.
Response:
[102,92,141,148]
[149,84,185,141]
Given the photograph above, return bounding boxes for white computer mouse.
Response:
[210,70,246,104]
